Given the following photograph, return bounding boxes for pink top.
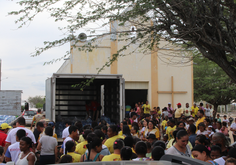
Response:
[136,107,140,115]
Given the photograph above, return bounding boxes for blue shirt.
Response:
[189,134,197,147]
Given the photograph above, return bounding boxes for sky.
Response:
[0,0,69,101]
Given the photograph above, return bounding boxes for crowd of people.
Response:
[1,102,236,165]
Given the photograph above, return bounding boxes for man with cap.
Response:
[230,118,236,142]
[0,123,11,147]
[167,103,174,120]
[174,103,183,124]
[147,134,157,144]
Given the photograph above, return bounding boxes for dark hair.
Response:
[37,109,41,113]
[17,117,26,125]
[132,125,138,133]
[152,140,166,150]
[120,147,132,160]
[69,126,78,134]
[135,141,147,156]
[172,128,186,145]
[20,137,33,148]
[198,110,204,115]
[228,148,236,158]
[133,136,141,146]
[216,121,222,127]
[189,124,196,133]
[16,129,26,140]
[177,121,185,127]
[65,121,72,126]
[113,139,125,150]
[36,122,44,128]
[123,125,131,136]
[74,121,83,132]
[87,137,102,149]
[83,129,92,139]
[192,144,210,156]
[198,122,205,128]
[152,146,165,160]
[200,103,203,106]
[205,118,211,124]
[211,145,222,155]
[131,122,139,128]
[100,120,107,126]
[109,125,119,135]
[225,158,236,165]
[147,121,155,129]
[92,121,98,129]
[131,112,137,118]
[65,140,75,154]
[145,114,151,117]
[83,125,91,130]
[169,119,175,124]
[121,121,127,125]
[93,126,101,130]
[195,134,209,146]
[124,136,134,148]
[146,141,151,149]
[59,155,73,163]
[102,125,107,132]
[45,126,53,136]
[94,129,105,141]
[0,146,3,156]
[222,122,227,127]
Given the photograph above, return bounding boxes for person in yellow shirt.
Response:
[30,109,43,129]
[161,116,169,133]
[195,110,205,131]
[104,125,124,153]
[142,100,151,114]
[191,103,199,117]
[143,121,160,141]
[102,139,124,161]
[166,119,176,141]
[61,140,81,162]
[175,103,184,123]
[75,130,92,155]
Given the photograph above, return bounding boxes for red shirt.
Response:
[0,130,7,147]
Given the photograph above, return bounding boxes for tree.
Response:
[28,96,45,108]
[194,55,236,119]
[9,0,236,82]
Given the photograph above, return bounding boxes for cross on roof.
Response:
[157,76,187,106]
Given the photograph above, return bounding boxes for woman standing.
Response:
[16,137,36,165]
[37,126,58,164]
[166,130,191,157]
[142,121,160,141]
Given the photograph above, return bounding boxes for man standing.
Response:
[62,126,79,154]
[209,105,214,120]
[142,100,151,115]
[205,104,211,118]
[191,103,199,118]
[183,103,191,118]
[62,121,71,141]
[31,109,43,130]
[167,103,173,120]
[0,123,11,147]
[174,103,183,124]
[195,110,205,131]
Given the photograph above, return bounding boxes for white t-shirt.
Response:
[62,127,70,139]
[63,136,73,154]
[223,119,229,127]
[214,157,225,165]
[6,127,36,144]
[231,123,236,135]
[7,142,21,164]
[205,108,211,117]
[196,130,208,135]
[163,111,169,118]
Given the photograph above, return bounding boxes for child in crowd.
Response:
[120,147,133,160]
[196,122,208,135]
[64,141,81,162]
[102,139,124,161]
[151,146,165,161]
[132,141,147,161]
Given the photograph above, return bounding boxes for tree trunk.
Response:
[213,104,218,120]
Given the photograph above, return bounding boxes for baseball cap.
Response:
[147,134,157,139]
[168,102,171,105]
[48,122,55,127]
[177,103,181,106]
[0,123,12,130]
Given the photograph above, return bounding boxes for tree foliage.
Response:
[9,0,236,82]
[28,96,45,108]
[194,55,236,115]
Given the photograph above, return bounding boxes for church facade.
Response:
[57,21,193,109]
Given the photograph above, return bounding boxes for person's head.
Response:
[65,140,75,154]
[185,103,189,108]
[216,122,222,129]
[224,115,227,120]
[152,146,165,160]
[135,141,147,157]
[198,110,204,118]
[113,139,125,151]
[120,147,132,160]
[175,130,189,149]
[101,125,108,135]
[147,121,155,130]
[145,114,151,120]
[192,144,211,161]
[143,119,149,127]
[177,121,185,128]
[59,155,73,163]
[195,134,208,146]
[222,122,227,127]
[74,121,83,132]
[131,126,138,135]
[194,103,196,107]
[206,104,209,108]
[94,129,105,142]
[209,105,212,109]
[210,145,222,160]
[198,122,206,132]
[168,103,171,107]
[225,158,236,165]
[120,121,127,130]
[124,136,134,148]
[177,103,181,108]
[217,114,220,118]
[36,122,44,132]
[37,109,41,114]
[83,129,93,140]
[48,121,55,129]
[131,112,137,119]
[45,126,53,136]
[152,140,166,150]
[227,148,236,159]
[212,132,229,149]
[133,136,141,146]
[169,119,175,127]
[108,125,119,138]
[147,134,157,144]
[87,136,103,153]
[16,129,26,142]
[65,121,72,127]
[12,122,16,128]
[69,126,79,139]
[204,118,211,126]
[0,123,12,133]
[16,117,26,127]
[200,103,203,107]
[20,137,33,152]
[123,125,131,136]
[187,124,196,135]
[164,115,168,121]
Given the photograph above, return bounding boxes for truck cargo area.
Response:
[46,74,125,126]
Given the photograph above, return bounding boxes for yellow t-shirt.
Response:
[79,135,85,143]
[166,126,176,141]
[61,152,81,162]
[142,104,151,114]
[118,131,123,136]
[161,120,168,130]
[166,138,193,150]
[104,135,124,154]
[191,106,199,117]
[75,141,88,155]
[196,116,206,131]
[144,128,160,139]
[157,110,161,116]
[102,154,121,161]
[175,108,183,118]
[32,114,43,126]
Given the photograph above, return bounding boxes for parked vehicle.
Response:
[22,110,37,125]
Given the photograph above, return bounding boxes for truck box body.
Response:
[0,90,22,116]
[46,73,125,126]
